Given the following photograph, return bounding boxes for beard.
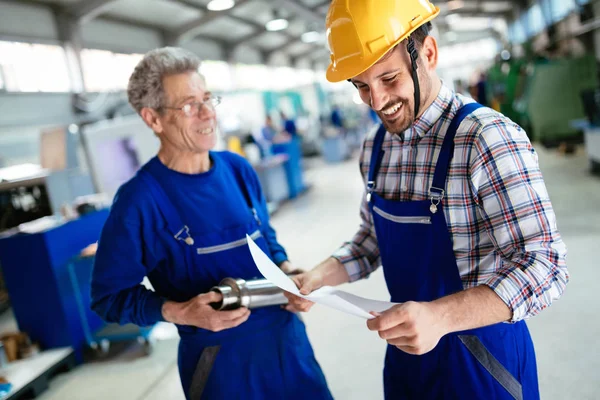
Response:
[376,98,414,135]
[377,70,433,135]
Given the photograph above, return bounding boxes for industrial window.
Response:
[508,20,527,44]
[0,66,5,91]
[81,49,143,92]
[550,0,576,22]
[527,4,546,36]
[438,38,499,70]
[0,41,71,92]
[200,60,234,91]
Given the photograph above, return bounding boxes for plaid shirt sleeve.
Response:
[469,119,569,322]
[332,143,381,281]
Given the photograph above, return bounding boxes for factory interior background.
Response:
[0,0,599,399]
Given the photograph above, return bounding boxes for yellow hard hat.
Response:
[326,0,440,83]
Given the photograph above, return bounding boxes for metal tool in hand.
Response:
[209,277,289,310]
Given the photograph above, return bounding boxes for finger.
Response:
[198,291,222,304]
[283,291,314,306]
[394,345,420,355]
[218,309,251,330]
[367,306,407,331]
[299,276,320,295]
[378,323,413,340]
[285,302,313,313]
[384,334,417,347]
[217,307,251,321]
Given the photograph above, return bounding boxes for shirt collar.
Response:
[399,84,454,144]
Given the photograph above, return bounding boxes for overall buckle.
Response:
[428,187,445,214]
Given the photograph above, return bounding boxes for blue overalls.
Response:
[367,103,539,400]
[138,163,332,400]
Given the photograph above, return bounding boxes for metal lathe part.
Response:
[210,277,289,311]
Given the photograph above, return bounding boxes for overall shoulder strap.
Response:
[366,124,387,199]
[430,102,483,194]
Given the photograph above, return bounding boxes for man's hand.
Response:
[162,292,250,332]
[283,257,350,313]
[283,270,325,312]
[279,260,304,275]
[367,301,447,355]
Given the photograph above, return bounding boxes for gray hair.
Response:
[127,46,202,114]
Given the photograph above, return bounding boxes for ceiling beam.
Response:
[444,10,512,18]
[292,46,329,63]
[277,0,324,24]
[312,0,332,10]
[169,0,253,43]
[68,0,119,24]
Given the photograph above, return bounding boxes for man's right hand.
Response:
[284,270,324,312]
[283,257,350,313]
[162,292,250,332]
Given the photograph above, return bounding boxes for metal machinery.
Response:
[210,277,289,311]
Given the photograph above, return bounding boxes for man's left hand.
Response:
[367,301,447,355]
[279,261,304,275]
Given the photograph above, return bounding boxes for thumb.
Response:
[299,275,319,295]
[198,290,223,305]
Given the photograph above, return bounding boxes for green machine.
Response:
[487,59,531,134]
[526,55,597,146]
[488,55,597,146]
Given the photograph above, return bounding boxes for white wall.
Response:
[0,1,59,43]
[81,19,163,54]
[184,38,223,60]
[231,45,263,64]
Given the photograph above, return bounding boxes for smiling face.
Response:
[142,71,217,155]
[350,37,439,135]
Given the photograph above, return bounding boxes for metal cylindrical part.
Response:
[210,277,288,311]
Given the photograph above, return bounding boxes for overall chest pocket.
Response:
[373,206,432,224]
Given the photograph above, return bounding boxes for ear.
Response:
[421,36,438,71]
[140,107,164,135]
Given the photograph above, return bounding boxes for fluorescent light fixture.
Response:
[301,31,321,43]
[207,0,235,11]
[447,0,464,11]
[266,18,289,31]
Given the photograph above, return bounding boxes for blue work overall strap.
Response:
[430,102,483,194]
[138,170,194,245]
[366,124,387,198]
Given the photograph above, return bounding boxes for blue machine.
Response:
[0,210,155,362]
[271,138,307,199]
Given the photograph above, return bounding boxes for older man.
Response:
[91,47,332,400]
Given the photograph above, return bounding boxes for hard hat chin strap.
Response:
[407,36,421,120]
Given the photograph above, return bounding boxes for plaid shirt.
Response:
[333,84,568,322]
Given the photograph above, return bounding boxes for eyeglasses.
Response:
[162,96,222,117]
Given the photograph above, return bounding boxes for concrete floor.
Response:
[16,144,600,399]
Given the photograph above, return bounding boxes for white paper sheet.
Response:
[246,235,396,319]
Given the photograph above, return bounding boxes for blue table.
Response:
[0,211,108,362]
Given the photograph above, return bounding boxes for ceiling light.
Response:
[207,0,235,11]
[447,0,464,11]
[266,18,289,32]
[301,31,321,43]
